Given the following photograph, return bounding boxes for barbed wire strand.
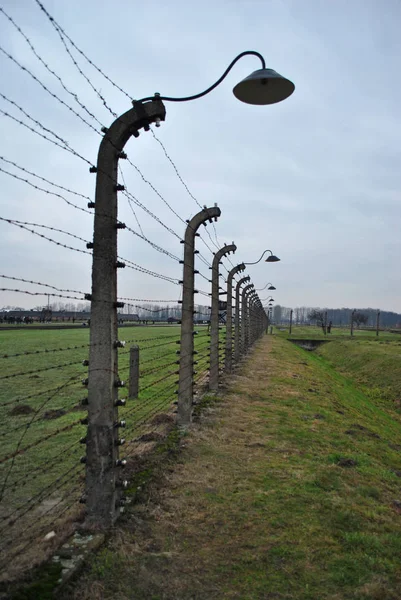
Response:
[118,166,144,236]
[0,484,83,568]
[0,358,85,381]
[0,100,211,258]
[2,440,81,494]
[0,7,105,125]
[0,166,91,215]
[0,380,82,408]
[0,395,86,437]
[0,155,92,202]
[150,127,223,251]
[40,13,118,118]
[0,274,85,295]
[0,375,81,500]
[0,462,82,531]
[34,0,132,100]
[0,92,81,153]
[0,288,84,301]
[0,45,101,136]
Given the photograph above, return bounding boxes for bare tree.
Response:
[352,311,369,328]
[308,309,326,334]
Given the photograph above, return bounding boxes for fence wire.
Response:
[0,1,265,582]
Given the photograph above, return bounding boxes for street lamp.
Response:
[255,282,276,291]
[139,51,295,107]
[244,249,280,265]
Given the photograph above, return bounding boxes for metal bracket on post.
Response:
[129,345,139,399]
[209,244,237,391]
[234,275,250,364]
[225,263,245,373]
[177,206,221,427]
[85,99,166,529]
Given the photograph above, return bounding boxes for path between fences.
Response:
[65,334,401,600]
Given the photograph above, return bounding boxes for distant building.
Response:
[0,310,140,323]
[167,317,180,323]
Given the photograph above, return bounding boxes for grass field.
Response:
[315,338,401,408]
[62,334,401,600]
[0,324,220,580]
[273,324,400,340]
[272,324,401,410]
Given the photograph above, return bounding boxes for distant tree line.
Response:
[272,305,401,329]
[119,303,211,321]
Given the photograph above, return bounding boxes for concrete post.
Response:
[376,310,380,336]
[256,298,262,336]
[248,295,254,347]
[209,244,236,391]
[129,345,139,399]
[86,99,165,529]
[241,284,254,356]
[225,263,245,373]
[177,206,221,426]
[289,309,293,335]
[258,303,264,339]
[253,296,262,344]
[234,276,250,363]
[261,305,266,337]
[248,293,258,347]
[253,297,263,343]
[324,310,328,335]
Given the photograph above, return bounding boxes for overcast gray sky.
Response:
[1,0,400,313]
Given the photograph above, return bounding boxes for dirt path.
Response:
[66,335,401,600]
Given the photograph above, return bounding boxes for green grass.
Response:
[64,334,401,600]
[0,324,223,579]
[274,324,400,341]
[315,338,401,409]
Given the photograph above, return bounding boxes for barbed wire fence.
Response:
[0,1,268,583]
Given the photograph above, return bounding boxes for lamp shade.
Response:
[233,69,295,105]
[268,285,276,290]
[265,255,280,262]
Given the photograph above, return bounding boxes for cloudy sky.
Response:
[1,0,400,313]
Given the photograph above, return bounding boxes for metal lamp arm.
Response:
[138,51,266,104]
[244,249,273,266]
[255,282,274,292]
